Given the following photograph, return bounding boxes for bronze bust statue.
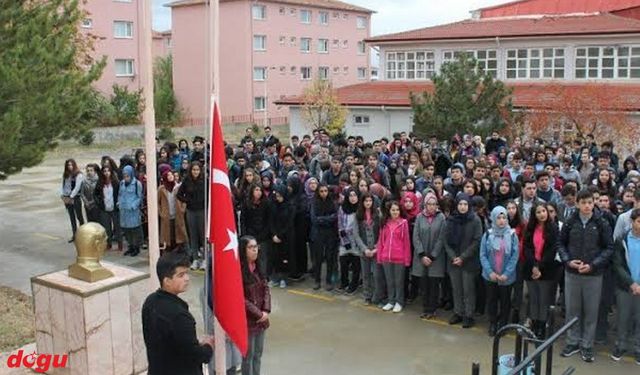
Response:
[68,222,114,282]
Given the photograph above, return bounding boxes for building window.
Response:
[318,66,329,80]
[342,40,348,48]
[354,115,370,125]
[357,67,367,79]
[357,41,366,54]
[252,4,266,20]
[254,97,266,111]
[300,9,311,23]
[290,8,296,15]
[343,13,349,19]
[357,16,367,29]
[318,39,329,53]
[113,21,133,38]
[576,46,640,79]
[81,18,93,28]
[290,66,297,75]
[386,51,435,80]
[290,36,297,46]
[343,66,349,75]
[279,7,286,15]
[333,39,340,48]
[506,48,564,79]
[300,38,311,53]
[115,59,134,77]
[253,67,267,81]
[333,66,340,74]
[443,49,498,77]
[253,35,266,51]
[301,66,312,80]
[279,36,286,45]
[319,11,329,25]
[279,66,286,74]
[333,11,340,18]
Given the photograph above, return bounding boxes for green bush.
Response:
[158,126,174,141]
[78,130,95,146]
[154,56,184,128]
[111,84,144,125]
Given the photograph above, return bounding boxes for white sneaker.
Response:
[199,261,206,270]
[392,303,403,313]
[279,280,287,288]
[382,303,394,311]
[190,260,199,270]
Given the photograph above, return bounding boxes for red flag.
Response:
[208,98,248,355]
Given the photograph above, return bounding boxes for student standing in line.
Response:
[610,208,640,365]
[118,165,143,257]
[310,184,338,291]
[337,188,361,294]
[480,206,519,336]
[523,203,560,339]
[177,162,206,270]
[354,193,382,305]
[95,165,122,251]
[61,158,85,242]
[412,193,446,319]
[377,201,411,313]
[268,184,294,288]
[444,194,483,328]
[559,189,614,363]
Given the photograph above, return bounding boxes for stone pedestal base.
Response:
[31,262,150,374]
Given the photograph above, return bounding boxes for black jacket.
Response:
[612,237,638,291]
[177,177,206,211]
[142,289,212,375]
[94,179,119,211]
[241,198,271,242]
[523,224,560,281]
[559,211,614,276]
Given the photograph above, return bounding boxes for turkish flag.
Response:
[208,98,248,355]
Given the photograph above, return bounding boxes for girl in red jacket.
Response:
[377,201,412,313]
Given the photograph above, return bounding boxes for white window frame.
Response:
[575,46,640,79]
[113,21,133,39]
[318,39,329,54]
[81,18,93,29]
[300,38,311,53]
[356,16,367,29]
[114,59,134,77]
[252,4,266,20]
[386,50,435,80]
[357,41,366,55]
[318,66,329,80]
[253,67,267,81]
[301,66,312,80]
[443,49,498,76]
[354,115,370,125]
[253,35,266,51]
[300,9,311,24]
[319,11,329,25]
[357,67,367,80]
[254,96,267,112]
[506,48,565,79]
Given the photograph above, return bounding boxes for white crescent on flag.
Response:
[212,167,238,259]
[212,168,231,193]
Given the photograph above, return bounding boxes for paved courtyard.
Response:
[0,146,637,374]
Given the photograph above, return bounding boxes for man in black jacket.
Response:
[558,189,614,363]
[142,252,214,375]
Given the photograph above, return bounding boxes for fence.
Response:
[178,114,289,128]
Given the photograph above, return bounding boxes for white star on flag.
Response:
[223,228,239,260]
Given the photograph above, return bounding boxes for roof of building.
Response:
[275,81,640,111]
[365,13,640,43]
[166,0,374,13]
[152,30,172,38]
[475,0,640,18]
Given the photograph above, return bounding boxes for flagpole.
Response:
[142,0,160,290]
[208,1,228,374]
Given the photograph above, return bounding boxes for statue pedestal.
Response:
[31,262,150,374]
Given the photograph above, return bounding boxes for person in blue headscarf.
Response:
[480,206,519,336]
[118,165,143,257]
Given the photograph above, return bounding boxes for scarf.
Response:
[304,177,318,199]
[161,170,175,192]
[401,192,420,220]
[341,187,359,215]
[488,206,510,273]
[422,193,439,224]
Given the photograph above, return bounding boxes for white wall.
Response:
[289,105,413,141]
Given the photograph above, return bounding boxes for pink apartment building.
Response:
[168,0,373,126]
[80,0,150,95]
[152,30,173,61]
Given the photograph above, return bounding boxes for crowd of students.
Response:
[61,126,640,366]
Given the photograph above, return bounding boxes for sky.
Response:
[152,0,510,34]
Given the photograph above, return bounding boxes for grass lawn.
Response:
[0,286,34,352]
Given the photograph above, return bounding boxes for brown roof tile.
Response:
[166,0,374,13]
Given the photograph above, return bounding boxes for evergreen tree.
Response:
[411,55,513,141]
[153,55,183,128]
[0,0,105,179]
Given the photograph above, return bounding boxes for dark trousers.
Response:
[242,331,265,375]
[65,197,84,236]
[421,275,443,314]
[441,274,453,306]
[271,240,290,281]
[596,268,614,342]
[511,262,525,321]
[186,209,204,261]
[312,240,337,285]
[100,210,121,244]
[476,274,487,314]
[85,205,101,223]
[292,218,309,277]
[122,225,143,250]
[486,281,512,325]
[339,254,361,289]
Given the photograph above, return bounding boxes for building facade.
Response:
[152,30,173,61]
[81,0,149,95]
[168,0,373,126]
[279,0,640,140]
